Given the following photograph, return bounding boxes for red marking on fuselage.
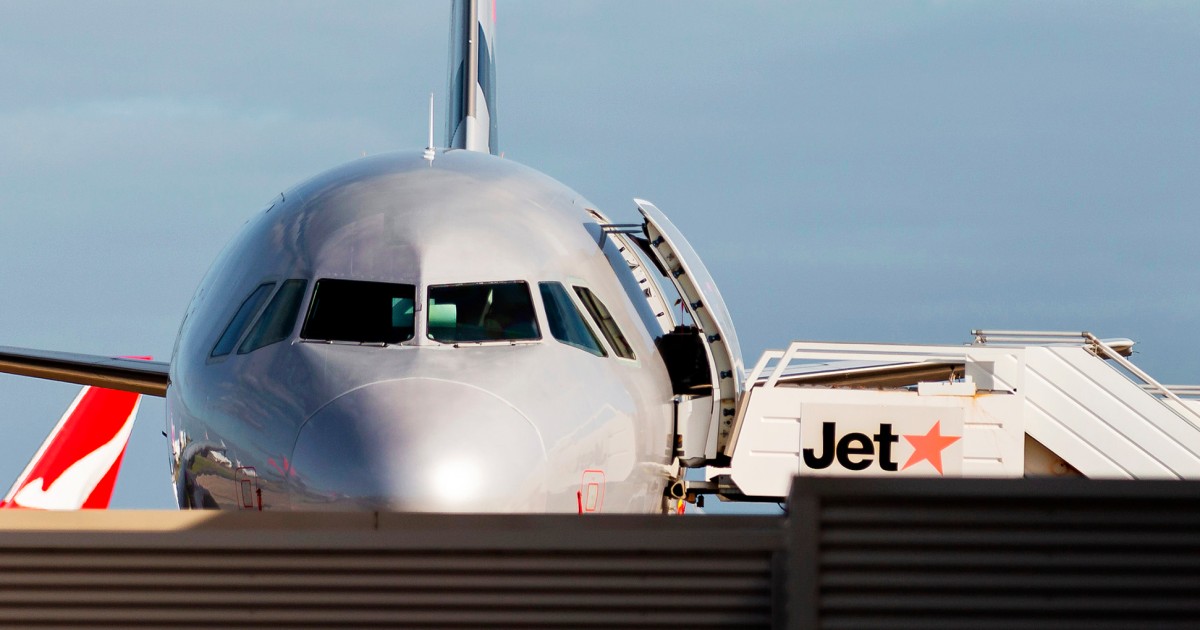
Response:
[579,469,606,513]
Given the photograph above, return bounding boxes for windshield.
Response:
[240,279,307,353]
[427,281,540,343]
[301,279,415,344]
[539,281,605,357]
[212,282,275,357]
[574,286,636,360]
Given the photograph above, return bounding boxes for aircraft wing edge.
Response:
[0,346,168,397]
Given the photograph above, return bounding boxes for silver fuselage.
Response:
[166,150,678,512]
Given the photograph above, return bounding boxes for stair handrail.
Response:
[975,329,1200,432]
[1082,332,1200,433]
[1142,384,1200,399]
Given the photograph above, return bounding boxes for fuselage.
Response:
[167,150,678,512]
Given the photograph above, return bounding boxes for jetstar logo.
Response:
[900,421,961,474]
[799,405,964,477]
[802,421,961,474]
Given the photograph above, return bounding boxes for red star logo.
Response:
[902,421,961,474]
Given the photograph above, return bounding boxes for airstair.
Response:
[685,330,1200,501]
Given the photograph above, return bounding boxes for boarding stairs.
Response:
[600,199,1200,502]
[680,330,1200,502]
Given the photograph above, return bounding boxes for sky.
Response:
[0,1,1197,509]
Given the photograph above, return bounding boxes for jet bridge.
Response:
[690,330,1200,501]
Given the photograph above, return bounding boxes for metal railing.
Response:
[745,340,969,391]
[972,329,1135,356]
[974,329,1200,433]
[1085,332,1200,433]
[1143,384,1200,399]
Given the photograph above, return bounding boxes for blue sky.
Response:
[0,2,1197,508]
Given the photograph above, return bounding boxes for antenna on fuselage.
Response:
[424,92,436,163]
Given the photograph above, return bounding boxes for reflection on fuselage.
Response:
[166,150,677,513]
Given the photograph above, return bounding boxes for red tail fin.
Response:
[2,384,143,510]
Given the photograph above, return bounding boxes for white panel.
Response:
[1023,369,1169,477]
[727,389,802,497]
[1024,402,1134,478]
[1042,348,1200,462]
[798,402,964,477]
[966,393,1025,476]
[1023,347,1200,477]
[677,395,715,462]
[728,385,1024,498]
[965,348,1023,393]
[746,416,803,455]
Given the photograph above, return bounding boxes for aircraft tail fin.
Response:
[447,0,498,155]
[2,383,143,510]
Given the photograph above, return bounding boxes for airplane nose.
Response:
[288,378,547,511]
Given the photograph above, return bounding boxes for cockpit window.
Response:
[211,282,275,358]
[301,279,415,344]
[239,279,308,354]
[574,286,636,360]
[539,282,606,357]
[427,281,540,343]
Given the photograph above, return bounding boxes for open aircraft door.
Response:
[635,199,745,466]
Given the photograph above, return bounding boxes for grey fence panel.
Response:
[2,478,1199,629]
[787,477,1200,630]
[0,511,782,629]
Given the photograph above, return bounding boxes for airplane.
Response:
[1,383,143,510]
[2,2,1190,511]
[0,1,742,514]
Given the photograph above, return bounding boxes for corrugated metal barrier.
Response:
[0,510,782,628]
[787,477,1200,630]
[0,478,1197,628]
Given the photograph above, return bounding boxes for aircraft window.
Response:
[301,279,415,344]
[427,281,540,343]
[239,279,308,354]
[211,282,276,358]
[573,286,636,360]
[538,282,606,357]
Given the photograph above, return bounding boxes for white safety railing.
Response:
[1085,333,1200,433]
[1144,385,1200,399]
[745,341,969,391]
[971,329,1135,356]
[973,329,1200,434]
